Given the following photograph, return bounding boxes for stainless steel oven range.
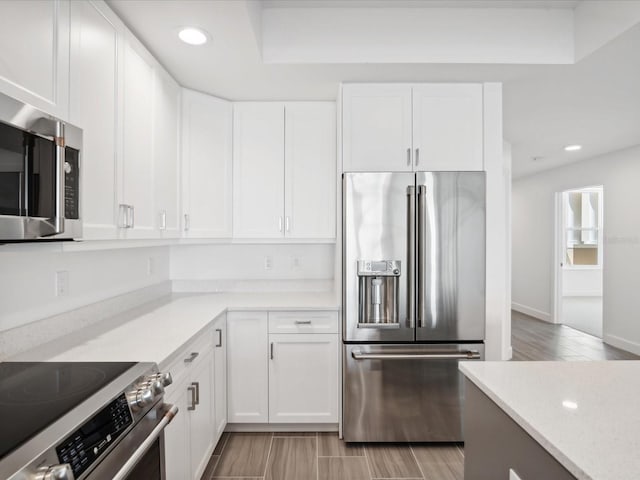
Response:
[0,362,176,480]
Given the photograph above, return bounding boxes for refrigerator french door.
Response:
[342,171,486,442]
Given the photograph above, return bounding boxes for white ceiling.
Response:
[107,0,640,178]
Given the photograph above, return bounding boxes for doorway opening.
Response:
[554,186,604,337]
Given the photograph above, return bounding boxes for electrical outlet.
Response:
[147,257,155,276]
[55,271,69,297]
[264,256,273,270]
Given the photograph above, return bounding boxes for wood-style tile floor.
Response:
[201,432,464,480]
[200,311,638,480]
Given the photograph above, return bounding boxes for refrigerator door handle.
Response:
[417,185,427,328]
[351,350,481,360]
[407,185,416,329]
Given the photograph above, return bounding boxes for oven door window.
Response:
[0,121,56,218]
[123,437,162,480]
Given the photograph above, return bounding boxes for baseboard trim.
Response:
[226,423,338,433]
[511,303,552,323]
[603,334,640,356]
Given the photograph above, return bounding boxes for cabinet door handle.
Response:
[192,381,200,405]
[216,328,223,347]
[406,147,411,166]
[278,216,283,232]
[294,320,312,325]
[270,342,274,360]
[184,352,199,363]
[285,216,290,233]
[187,385,197,411]
[160,210,167,230]
[129,205,135,228]
[415,148,420,166]
[118,204,127,228]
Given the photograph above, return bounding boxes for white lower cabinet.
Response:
[269,333,338,423]
[213,315,228,438]
[227,311,339,425]
[227,311,269,423]
[164,327,219,480]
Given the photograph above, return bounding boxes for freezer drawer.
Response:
[343,343,484,442]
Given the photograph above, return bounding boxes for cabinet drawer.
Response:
[164,327,213,387]
[268,311,338,334]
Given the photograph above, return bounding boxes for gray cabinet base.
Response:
[463,379,577,480]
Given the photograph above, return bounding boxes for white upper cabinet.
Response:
[233,101,336,240]
[121,34,155,238]
[412,84,483,171]
[233,103,286,239]
[182,89,233,238]
[0,0,69,119]
[153,69,181,238]
[284,103,336,239]
[342,83,484,172]
[69,0,122,240]
[342,84,412,172]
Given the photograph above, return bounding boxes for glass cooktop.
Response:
[0,362,136,460]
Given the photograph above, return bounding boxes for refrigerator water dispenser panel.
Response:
[357,260,400,327]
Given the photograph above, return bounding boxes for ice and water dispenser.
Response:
[357,260,400,327]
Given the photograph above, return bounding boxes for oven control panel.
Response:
[56,393,133,478]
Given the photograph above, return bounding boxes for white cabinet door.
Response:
[227,311,269,423]
[182,89,232,238]
[213,316,227,439]
[69,1,121,240]
[268,333,338,423]
[284,102,336,239]
[121,35,155,237]
[342,84,412,172]
[153,69,181,238]
[412,84,483,171]
[189,348,215,480]
[164,379,191,480]
[0,0,69,119]
[233,103,285,238]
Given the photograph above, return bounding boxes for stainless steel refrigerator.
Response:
[342,172,486,442]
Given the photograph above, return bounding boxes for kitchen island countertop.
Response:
[10,292,338,369]
[459,360,640,480]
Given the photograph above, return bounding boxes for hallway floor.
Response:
[200,311,638,480]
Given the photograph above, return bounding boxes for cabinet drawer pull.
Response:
[192,381,200,405]
[216,328,223,347]
[187,385,197,411]
[184,352,199,363]
[406,147,411,166]
[415,147,420,166]
[294,320,312,325]
[270,342,274,360]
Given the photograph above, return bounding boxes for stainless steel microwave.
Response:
[0,92,82,241]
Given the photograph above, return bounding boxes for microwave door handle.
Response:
[51,121,65,235]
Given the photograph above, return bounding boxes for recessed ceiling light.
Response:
[178,27,208,46]
[564,145,582,152]
[562,400,578,410]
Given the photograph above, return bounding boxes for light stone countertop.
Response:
[459,360,640,480]
[11,292,339,369]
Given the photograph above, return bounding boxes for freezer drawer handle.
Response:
[357,322,400,329]
[351,350,481,360]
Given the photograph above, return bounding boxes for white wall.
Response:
[512,144,640,354]
[171,243,335,291]
[0,245,170,333]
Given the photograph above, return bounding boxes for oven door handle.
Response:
[111,403,178,480]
